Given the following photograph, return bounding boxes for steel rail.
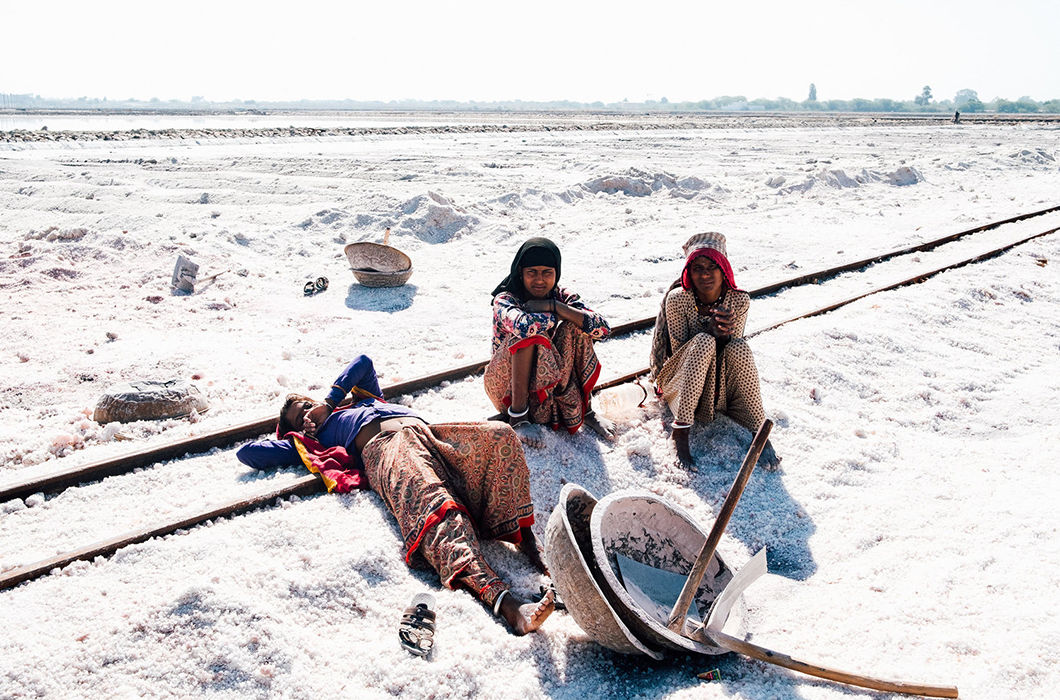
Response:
[1,204,1057,504]
[0,476,322,591]
[2,225,1055,592]
[597,226,1059,391]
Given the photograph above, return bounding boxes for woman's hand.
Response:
[712,307,735,337]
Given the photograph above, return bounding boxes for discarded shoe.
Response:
[399,593,436,658]
[303,276,329,296]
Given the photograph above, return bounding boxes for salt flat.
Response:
[1,114,1058,699]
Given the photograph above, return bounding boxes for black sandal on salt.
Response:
[303,277,329,296]
[399,593,436,658]
[533,583,566,612]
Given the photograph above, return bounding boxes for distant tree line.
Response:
[2,89,1059,114]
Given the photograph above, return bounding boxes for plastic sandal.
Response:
[303,277,329,296]
[399,593,436,658]
[533,583,566,612]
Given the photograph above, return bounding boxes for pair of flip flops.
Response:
[399,593,436,658]
[303,276,329,296]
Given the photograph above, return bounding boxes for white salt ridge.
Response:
[779,165,924,194]
[580,168,712,200]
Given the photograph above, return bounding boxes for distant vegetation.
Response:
[2,88,1059,114]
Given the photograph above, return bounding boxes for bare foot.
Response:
[673,426,692,465]
[584,411,617,441]
[512,421,545,448]
[518,526,549,575]
[499,588,555,635]
[758,439,781,471]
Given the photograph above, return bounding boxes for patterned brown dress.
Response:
[650,287,766,431]
[484,287,609,433]
[361,421,534,607]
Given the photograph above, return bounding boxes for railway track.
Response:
[1,208,1057,591]
[3,203,1057,505]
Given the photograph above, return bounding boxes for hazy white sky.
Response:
[3,0,1058,103]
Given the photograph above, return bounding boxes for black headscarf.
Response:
[490,237,562,300]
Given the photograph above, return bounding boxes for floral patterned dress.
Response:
[485,286,610,433]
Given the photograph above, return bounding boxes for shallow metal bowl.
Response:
[544,484,663,658]
[343,242,413,287]
[589,490,741,656]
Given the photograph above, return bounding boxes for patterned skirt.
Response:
[361,421,535,605]
[656,334,765,431]
[483,321,602,433]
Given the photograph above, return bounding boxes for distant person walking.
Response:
[953,110,960,124]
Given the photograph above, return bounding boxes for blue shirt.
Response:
[236,354,419,472]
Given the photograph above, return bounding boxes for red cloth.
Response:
[681,248,743,293]
[280,427,368,493]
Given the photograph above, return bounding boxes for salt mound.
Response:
[886,166,924,186]
[778,179,814,195]
[489,189,555,212]
[580,168,710,199]
[1010,148,1056,165]
[395,191,477,243]
[26,226,90,242]
[583,174,652,197]
[778,166,923,194]
[298,208,350,229]
[817,169,861,188]
[778,168,859,194]
[489,171,712,209]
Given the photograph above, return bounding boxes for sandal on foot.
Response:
[399,593,436,658]
[533,583,566,612]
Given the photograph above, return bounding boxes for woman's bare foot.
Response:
[518,526,549,575]
[757,439,781,471]
[498,588,555,635]
[584,411,617,441]
[508,405,544,448]
[673,426,693,464]
[512,421,545,448]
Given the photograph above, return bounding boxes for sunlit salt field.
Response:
[1,113,1058,699]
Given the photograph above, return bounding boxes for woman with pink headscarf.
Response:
[649,232,777,467]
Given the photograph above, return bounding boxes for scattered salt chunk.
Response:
[2,499,27,513]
